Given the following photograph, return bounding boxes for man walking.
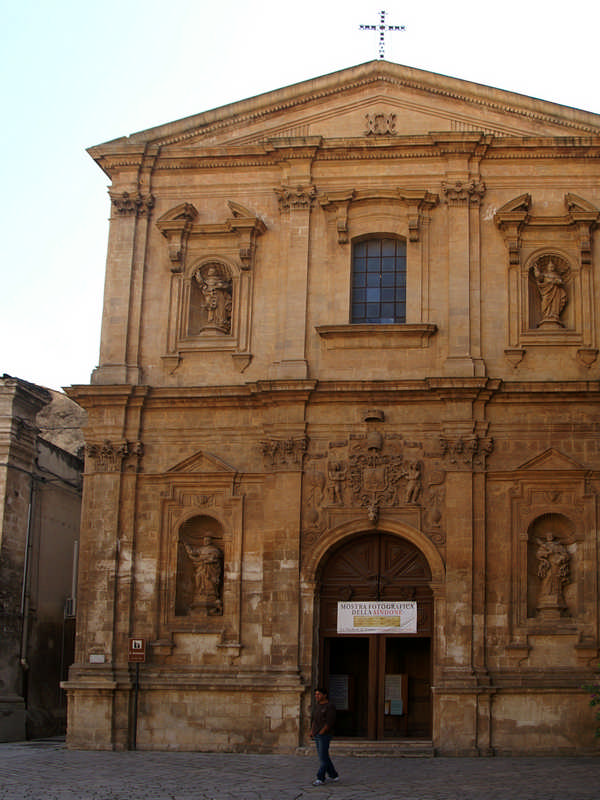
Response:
[310,687,340,786]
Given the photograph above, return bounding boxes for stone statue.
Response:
[184,535,223,614]
[403,460,422,504]
[195,264,232,333]
[535,532,570,618]
[327,460,347,505]
[533,259,567,327]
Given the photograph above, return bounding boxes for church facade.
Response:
[64,61,600,754]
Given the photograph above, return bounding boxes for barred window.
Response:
[351,237,406,324]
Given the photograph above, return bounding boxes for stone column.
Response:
[435,134,489,378]
[92,188,154,386]
[269,139,320,380]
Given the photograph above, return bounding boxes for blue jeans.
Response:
[314,734,338,781]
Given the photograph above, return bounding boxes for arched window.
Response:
[351,237,406,324]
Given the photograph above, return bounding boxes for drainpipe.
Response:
[19,474,35,678]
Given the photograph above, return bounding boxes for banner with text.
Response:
[337,601,417,634]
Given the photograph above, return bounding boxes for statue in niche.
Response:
[532,257,568,327]
[535,532,570,618]
[194,263,232,333]
[184,535,223,614]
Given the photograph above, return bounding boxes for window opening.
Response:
[351,238,406,324]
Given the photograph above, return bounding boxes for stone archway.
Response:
[317,531,433,740]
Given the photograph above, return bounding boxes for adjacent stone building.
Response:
[64,61,600,754]
[0,377,84,740]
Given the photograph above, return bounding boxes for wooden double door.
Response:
[318,533,433,739]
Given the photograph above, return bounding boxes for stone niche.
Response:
[526,512,577,620]
[175,514,225,617]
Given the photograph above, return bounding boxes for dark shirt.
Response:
[311,701,336,736]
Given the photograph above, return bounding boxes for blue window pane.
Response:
[352,272,366,288]
[381,303,395,317]
[367,257,380,272]
[367,303,379,317]
[366,272,379,287]
[381,272,395,288]
[366,288,380,302]
[353,288,366,302]
[354,241,367,257]
[381,239,396,257]
[366,240,381,256]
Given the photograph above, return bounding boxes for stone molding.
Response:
[319,187,438,243]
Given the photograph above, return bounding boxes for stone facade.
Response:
[64,61,600,754]
[0,377,84,740]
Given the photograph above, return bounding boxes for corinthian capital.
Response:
[441,180,486,206]
[109,190,155,217]
[274,185,316,212]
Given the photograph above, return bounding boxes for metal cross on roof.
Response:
[359,9,406,60]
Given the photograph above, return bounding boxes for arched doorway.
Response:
[318,532,433,739]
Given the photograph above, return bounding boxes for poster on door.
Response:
[337,601,417,634]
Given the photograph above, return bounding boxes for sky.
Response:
[2,0,600,392]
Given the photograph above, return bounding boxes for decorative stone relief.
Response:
[260,436,309,470]
[109,190,155,217]
[274,184,316,211]
[438,434,494,470]
[364,112,397,135]
[85,440,143,472]
[441,180,486,206]
[302,428,448,544]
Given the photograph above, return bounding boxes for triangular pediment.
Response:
[517,448,585,471]
[167,450,237,474]
[89,61,600,167]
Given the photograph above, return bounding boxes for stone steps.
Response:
[298,739,435,758]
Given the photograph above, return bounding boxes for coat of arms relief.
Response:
[302,420,448,549]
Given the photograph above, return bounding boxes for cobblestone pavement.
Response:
[0,739,598,800]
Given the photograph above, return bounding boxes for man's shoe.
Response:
[331,777,340,782]
[312,779,325,785]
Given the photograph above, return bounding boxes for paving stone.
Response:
[0,741,598,800]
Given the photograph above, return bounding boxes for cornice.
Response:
[87,62,600,174]
[92,133,600,179]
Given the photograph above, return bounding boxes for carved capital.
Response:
[438,435,494,470]
[85,440,143,473]
[110,190,155,217]
[260,436,309,470]
[441,180,486,206]
[275,184,316,212]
